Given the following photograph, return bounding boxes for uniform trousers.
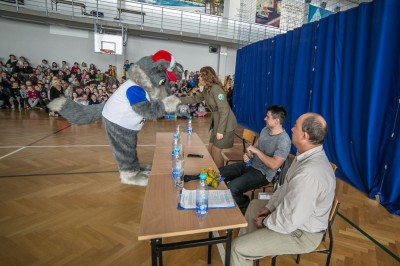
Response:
[230,199,324,266]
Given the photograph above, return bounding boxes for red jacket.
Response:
[28,89,38,99]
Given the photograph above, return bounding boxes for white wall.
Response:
[0,18,121,73]
[125,37,218,74]
[0,17,237,79]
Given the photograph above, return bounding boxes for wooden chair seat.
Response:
[51,0,86,14]
[117,7,146,16]
[116,7,146,23]
[221,149,244,165]
[313,242,329,252]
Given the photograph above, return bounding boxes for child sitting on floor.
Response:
[195,102,207,117]
[189,103,198,117]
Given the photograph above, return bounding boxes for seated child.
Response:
[189,103,198,117]
[176,104,191,119]
[195,102,207,117]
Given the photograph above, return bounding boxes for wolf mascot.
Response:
[48,50,182,186]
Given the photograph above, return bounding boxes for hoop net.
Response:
[100,49,115,54]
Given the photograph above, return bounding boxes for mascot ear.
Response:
[174,63,184,81]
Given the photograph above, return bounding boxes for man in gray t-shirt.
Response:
[219,105,291,214]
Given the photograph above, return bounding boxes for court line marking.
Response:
[338,212,400,263]
[0,169,397,261]
[0,143,242,148]
[0,147,26,160]
[0,170,119,178]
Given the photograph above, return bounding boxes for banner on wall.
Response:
[255,0,281,27]
[308,4,334,23]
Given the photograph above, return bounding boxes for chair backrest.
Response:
[242,129,257,152]
[330,162,337,173]
[329,197,340,224]
[272,154,295,191]
[322,197,340,244]
[279,154,295,185]
[328,164,338,233]
[242,128,257,143]
[274,158,337,193]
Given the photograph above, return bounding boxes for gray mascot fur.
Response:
[48,50,182,186]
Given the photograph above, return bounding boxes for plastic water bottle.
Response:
[172,133,180,158]
[172,147,184,188]
[195,173,208,218]
[175,125,181,137]
[176,125,184,156]
[187,116,193,135]
[245,151,253,167]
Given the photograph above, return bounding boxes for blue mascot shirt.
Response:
[102,79,149,130]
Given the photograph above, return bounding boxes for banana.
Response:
[200,167,220,188]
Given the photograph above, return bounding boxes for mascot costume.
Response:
[48,50,182,186]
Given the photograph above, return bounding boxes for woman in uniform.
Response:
[179,66,237,167]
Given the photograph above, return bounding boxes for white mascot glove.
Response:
[162,95,182,113]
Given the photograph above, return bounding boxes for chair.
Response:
[254,162,339,266]
[250,154,295,200]
[254,197,340,266]
[294,197,340,266]
[221,128,257,166]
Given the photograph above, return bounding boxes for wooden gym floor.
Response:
[0,109,399,266]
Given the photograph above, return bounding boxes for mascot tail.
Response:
[47,98,104,125]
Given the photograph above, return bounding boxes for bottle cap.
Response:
[199,173,206,180]
[174,147,181,152]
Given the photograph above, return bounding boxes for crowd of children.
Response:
[0,54,123,115]
[0,54,233,119]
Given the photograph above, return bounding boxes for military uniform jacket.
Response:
[180,84,237,134]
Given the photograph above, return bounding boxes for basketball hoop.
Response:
[100,49,115,54]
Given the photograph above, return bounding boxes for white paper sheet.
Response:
[178,188,236,209]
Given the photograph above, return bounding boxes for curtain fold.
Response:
[233,0,400,214]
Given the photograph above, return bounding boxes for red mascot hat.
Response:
[152,50,177,82]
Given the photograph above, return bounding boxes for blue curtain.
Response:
[233,0,400,214]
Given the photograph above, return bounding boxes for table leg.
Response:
[207,232,212,264]
[159,241,163,266]
[151,238,161,266]
[225,229,233,266]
